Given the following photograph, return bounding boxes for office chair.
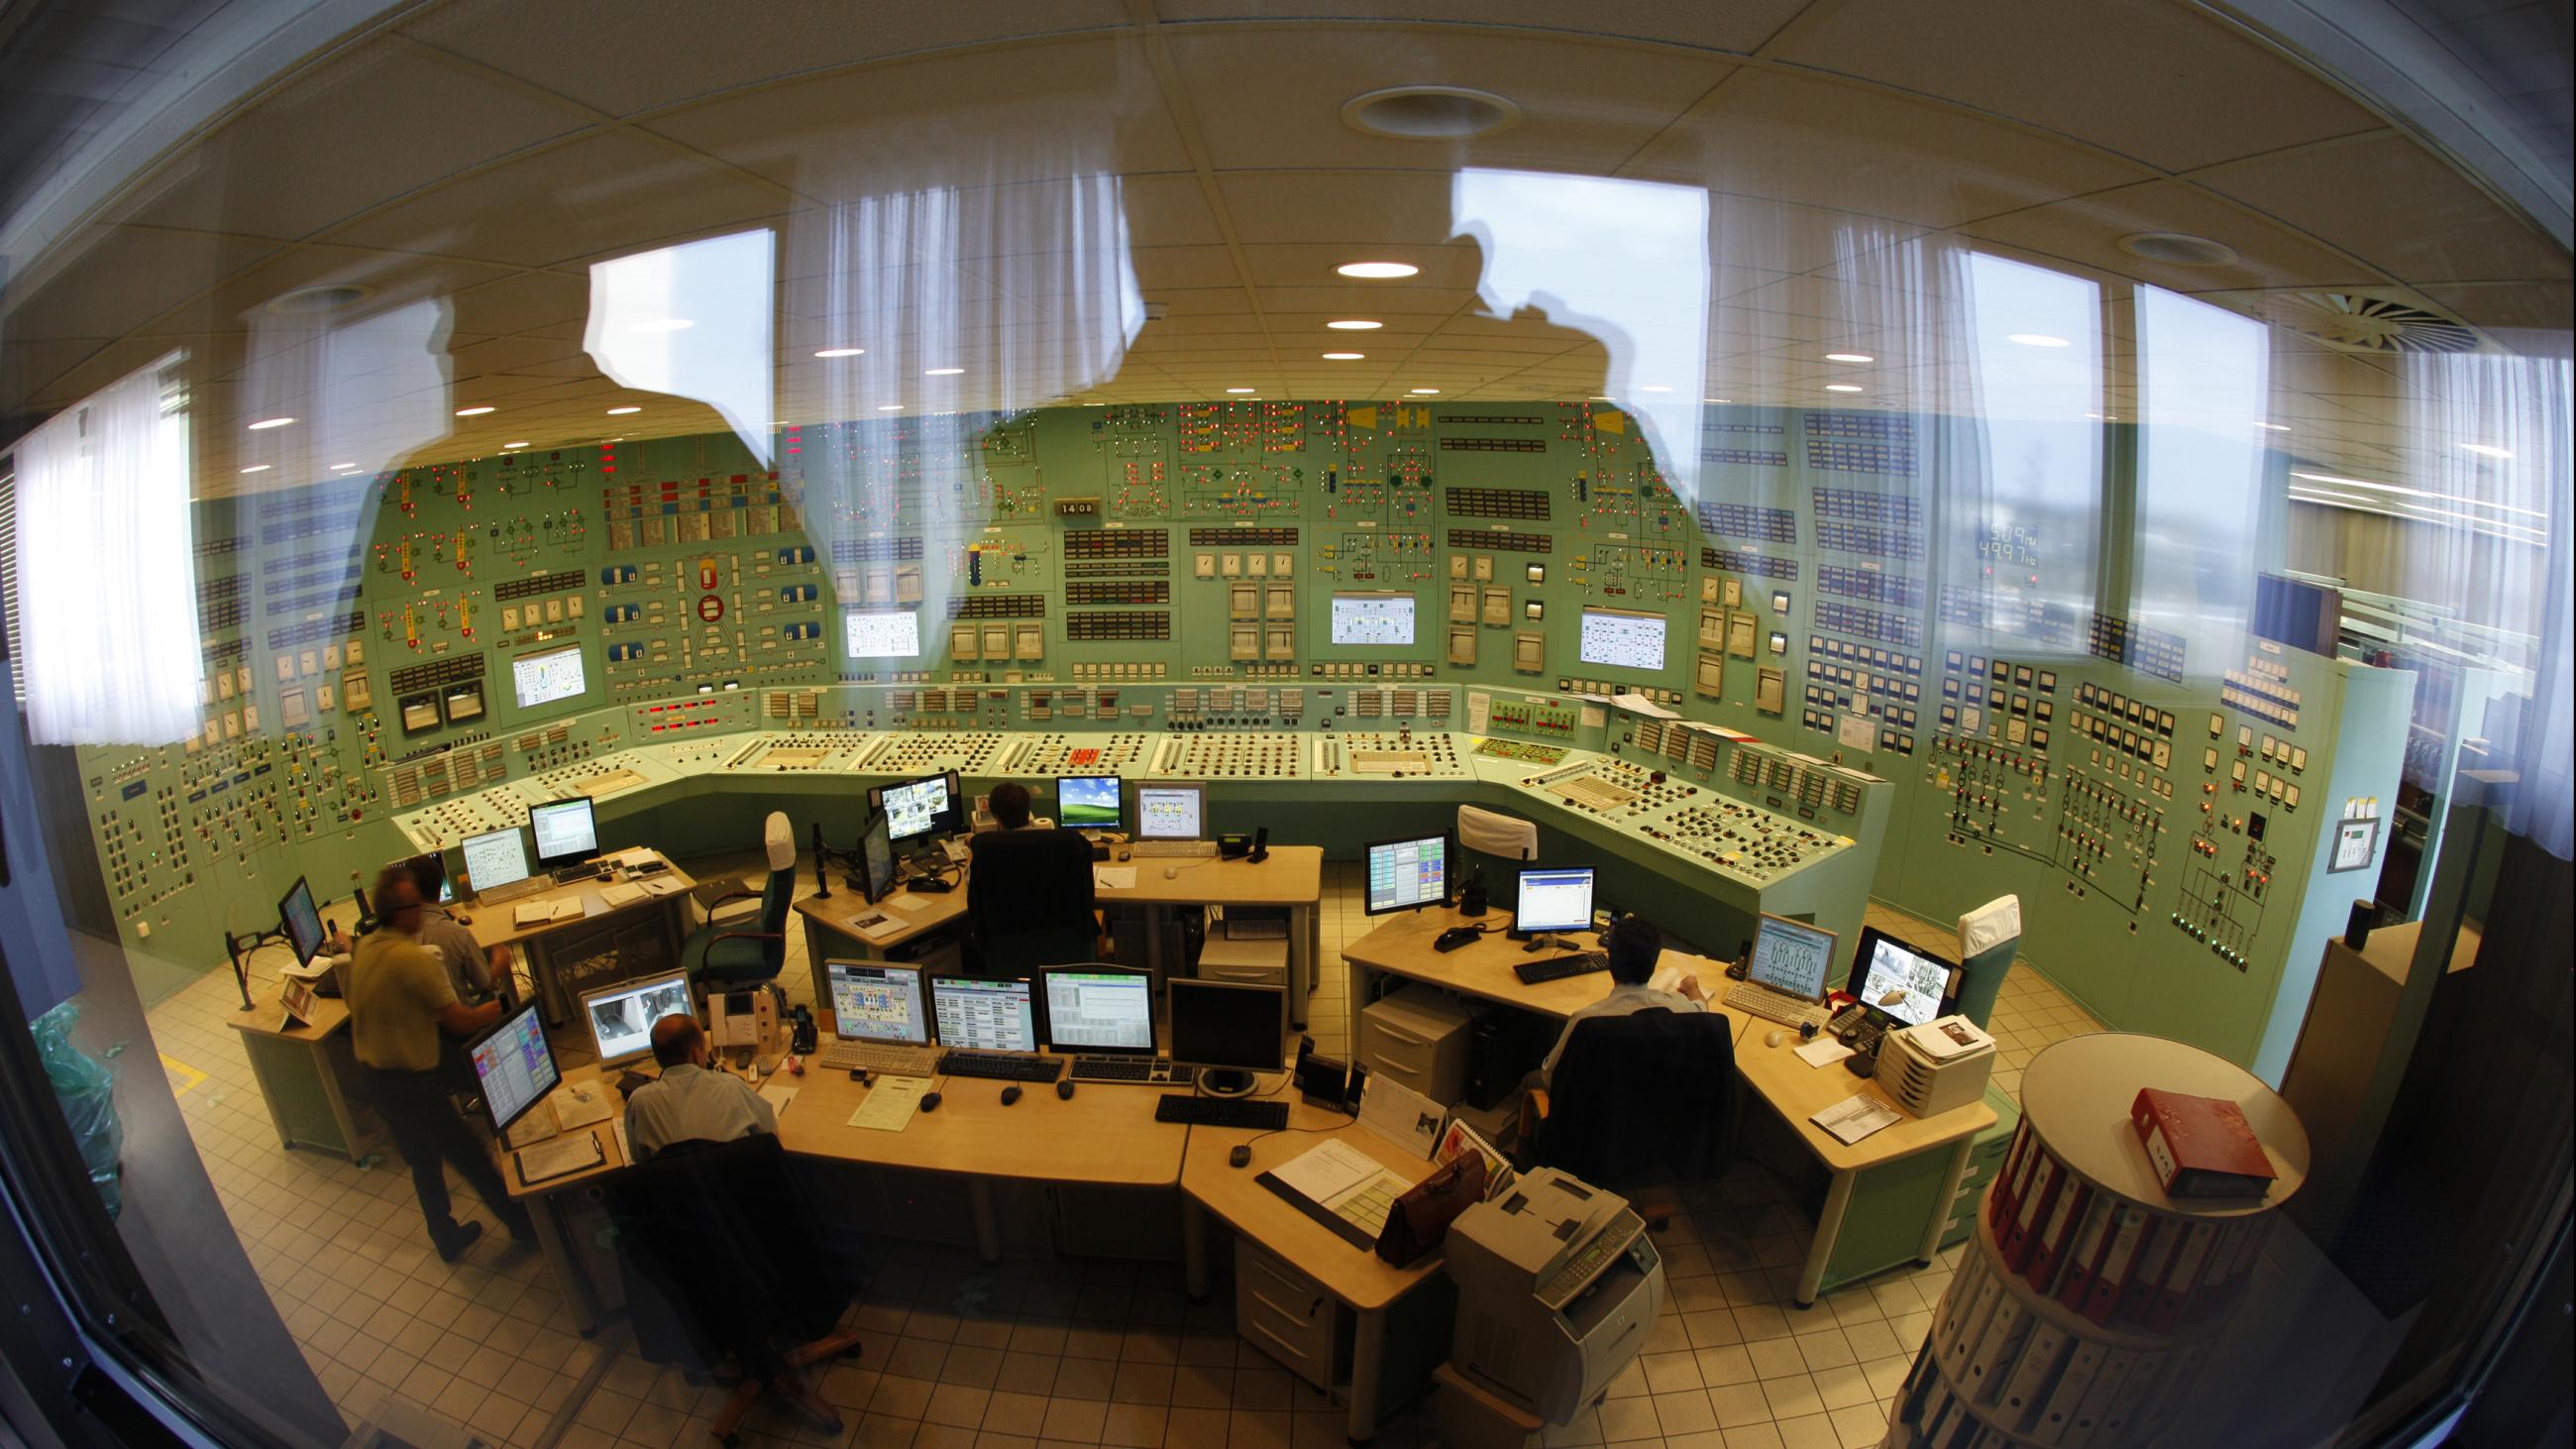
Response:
[1517,1008,1736,1229]
[1457,805,1538,915]
[602,1133,861,1439]
[1955,895,2021,1029]
[682,812,795,991]
[966,826,1101,973]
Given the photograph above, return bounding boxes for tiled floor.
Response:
[143,856,2104,1449]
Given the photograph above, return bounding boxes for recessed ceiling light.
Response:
[2461,443,2513,460]
[1336,262,1418,279]
[2005,333,2070,348]
[246,416,295,430]
[1825,353,1875,364]
[877,403,905,410]
[503,442,529,449]
[1409,388,1441,394]
[1639,385,1672,393]
[455,405,494,416]
[1825,384,1864,393]
[1322,352,1366,361]
[1341,84,1521,141]
[630,318,694,333]
[1326,320,1383,331]
[2119,231,2237,266]
[329,462,359,471]
[1704,397,1731,403]
[1083,401,1107,406]
[2085,412,2103,419]
[606,405,642,414]
[2257,423,2292,432]
[813,347,863,358]
[1226,387,1257,393]
[239,465,270,475]
[924,367,964,376]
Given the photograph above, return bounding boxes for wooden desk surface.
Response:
[794,884,968,949]
[465,852,697,950]
[227,993,350,1040]
[794,844,1326,950]
[500,1064,635,1200]
[1734,1025,1996,1173]
[1342,907,1717,1020]
[1178,1103,1445,1311]
[775,1065,1189,1186]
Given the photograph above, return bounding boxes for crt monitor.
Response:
[1134,780,1206,841]
[877,771,962,844]
[1846,928,1958,1029]
[856,811,899,901]
[1168,979,1285,1097]
[460,826,531,896]
[581,970,693,1069]
[1364,833,1452,916]
[1748,914,1839,1002]
[470,999,561,1134]
[1512,866,1596,938]
[929,975,1039,1054]
[827,960,929,1046]
[1042,968,1155,1055]
[277,876,327,966]
[529,797,599,870]
[1055,775,1126,832]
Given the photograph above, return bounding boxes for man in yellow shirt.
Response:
[346,868,534,1260]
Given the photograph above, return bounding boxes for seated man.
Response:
[966,781,1108,961]
[1536,916,1707,1083]
[409,852,513,1005]
[624,1014,778,1162]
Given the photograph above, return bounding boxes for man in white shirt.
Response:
[622,1014,778,1161]
[1538,916,1707,1081]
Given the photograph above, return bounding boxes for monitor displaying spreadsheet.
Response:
[471,1001,560,1133]
[511,643,587,710]
[1749,915,1838,1001]
[1578,607,1667,672]
[1364,834,1451,916]
[1330,592,1415,647]
[844,608,921,658]
[528,797,598,869]
[461,827,531,896]
[1134,781,1205,840]
[1042,969,1155,1054]
[930,976,1038,1054]
[828,961,929,1046]
[1513,866,1595,934]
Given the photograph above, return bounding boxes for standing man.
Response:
[622,1014,777,1162]
[346,866,534,1260]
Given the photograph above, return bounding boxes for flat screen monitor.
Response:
[470,1000,560,1134]
[844,608,922,658]
[528,797,599,869]
[460,827,531,897]
[278,876,327,966]
[581,969,693,1069]
[827,960,929,1046]
[856,811,899,901]
[1041,968,1155,1055]
[1329,591,1415,647]
[1364,834,1451,916]
[1055,774,1126,832]
[511,643,587,710]
[1168,979,1285,1094]
[877,771,960,844]
[1513,866,1596,936]
[1134,780,1206,841]
[1846,928,1957,1029]
[1749,914,1839,1003]
[930,975,1038,1054]
[1578,607,1668,672]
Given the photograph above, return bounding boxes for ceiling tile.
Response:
[1963,180,2385,292]
[2195,133,2575,287]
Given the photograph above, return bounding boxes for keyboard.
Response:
[815,1040,943,1077]
[476,875,552,906]
[1549,775,1639,810]
[1129,839,1217,858]
[573,768,648,800]
[550,861,608,886]
[1153,1095,1288,1130]
[939,1051,1064,1082]
[1068,1057,1200,1085]
[1723,980,1832,1032]
[1515,950,1610,985]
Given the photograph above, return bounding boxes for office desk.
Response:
[225,996,380,1163]
[498,1065,635,1335]
[1178,1105,1449,1442]
[1342,907,1996,1306]
[795,845,1327,1027]
[465,852,697,1023]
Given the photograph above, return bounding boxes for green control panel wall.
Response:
[76,400,2408,1078]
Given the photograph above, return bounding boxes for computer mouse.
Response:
[453,912,473,926]
[918,1091,942,1113]
[1117,849,1130,862]
[1228,1145,1253,1170]
[1163,865,1180,880]
[1765,1030,1788,1049]
[1055,1078,1076,1100]
[1001,1085,1022,1106]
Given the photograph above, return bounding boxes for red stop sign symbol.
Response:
[697,594,724,622]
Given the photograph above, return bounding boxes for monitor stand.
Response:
[1195,1068,1259,1099]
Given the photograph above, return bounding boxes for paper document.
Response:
[847,1075,929,1132]
[1434,1118,1514,1200]
[1812,1093,1902,1146]
[1270,1141,1408,1239]
[845,910,908,944]
[609,846,659,867]
[757,1083,799,1117]
[598,882,648,908]
[639,876,687,897]
[610,1119,630,1166]
[1357,1075,1444,1158]
[550,1080,616,1130]
[881,892,931,914]
[1647,962,1707,996]
[1796,1038,1856,1068]
[514,898,577,926]
[515,1129,603,1185]
[1903,1015,1992,1060]
[1093,866,1138,890]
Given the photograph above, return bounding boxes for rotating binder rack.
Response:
[1880,1033,2308,1449]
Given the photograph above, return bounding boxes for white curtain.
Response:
[15,353,201,746]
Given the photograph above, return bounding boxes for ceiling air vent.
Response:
[2204,287,2486,356]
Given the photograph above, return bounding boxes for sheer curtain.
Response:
[14,353,201,746]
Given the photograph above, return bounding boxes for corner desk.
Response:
[1342,906,1997,1306]
[463,850,697,1023]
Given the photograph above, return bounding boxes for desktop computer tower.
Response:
[1467,1005,1560,1110]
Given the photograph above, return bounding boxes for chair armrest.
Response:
[706,930,785,950]
[1514,1088,1551,1170]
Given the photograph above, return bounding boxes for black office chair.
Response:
[602,1132,860,1439]
[683,812,795,991]
[967,827,1100,973]
[1518,1008,1737,1228]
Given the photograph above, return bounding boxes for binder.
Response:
[2096,1347,2169,1443]
[1999,1153,2063,1272]
[2033,1337,2105,1443]
[1959,1293,2028,1402]
[1947,1264,2007,1373]
[2062,1347,2138,1449]
[2056,1198,2121,1311]
[1941,1255,2003,1350]
[2114,1216,2171,1323]
[2185,1218,2250,1325]
[2084,1204,2154,1326]
[1994,1321,2067,1431]
[2147,1221,2216,1331]
[2024,1180,2093,1292]
[1989,1126,2038,1229]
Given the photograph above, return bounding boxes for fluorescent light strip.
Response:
[2291,489,2547,544]
[2289,470,2547,520]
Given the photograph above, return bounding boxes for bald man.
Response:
[621,1014,778,1162]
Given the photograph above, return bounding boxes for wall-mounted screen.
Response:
[845,608,921,658]
[511,644,587,710]
[1329,592,1415,647]
[1578,607,1667,672]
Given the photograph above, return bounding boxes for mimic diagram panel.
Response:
[75,399,2411,1074]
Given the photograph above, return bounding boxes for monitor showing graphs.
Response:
[844,608,921,658]
[1578,607,1667,672]
[511,644,588,710]
[1330,593,1415,647]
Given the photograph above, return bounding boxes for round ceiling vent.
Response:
[2203,287,2485,355]
[2117,232,2238,267]
[1341,86,1520,141]
[265,283,374,315]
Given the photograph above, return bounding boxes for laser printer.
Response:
[1447,1167,1665,1424]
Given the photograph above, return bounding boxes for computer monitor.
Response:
[386,851,458,905]
[277,876,327,967]
[1055,775,1126,832]
[460,826,531,897]
[1041,968,1155,1056]
[856,811,899,901]
[528,797,598,870]
[1363,833,1452,916]
[1748,914,1839,1003]
[470,999,560,1135]
[929,975,1039,1054]
[1168,979,1285,1097]
[877,771,962,844]
[1512,865,1596,939]
[1846,928,1958,1029]
[580,969,694,1069]
[826,960,929,1046]
[1134,780,1206,841]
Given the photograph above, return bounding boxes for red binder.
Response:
[2056,1198,2121,1311]
[2131,1088,2276,1198]
[2024,1181,2093,1292]
[2113,1217,2170,1324]
[2084,1205,2155,1326]
[2000,1154,2064,1273]
[2147,1221,2216,1331]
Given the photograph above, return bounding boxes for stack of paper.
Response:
[598,882,648,908]
[1265,1140,1408,1242]
[513,898,579,927]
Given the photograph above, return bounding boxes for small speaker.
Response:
[2343,898,2374,951]
[1248,826,1270,863]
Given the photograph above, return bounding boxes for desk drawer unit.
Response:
[1937,1086,2022,1252]
[1196,935,1290,992]
[1359,986,1475,1106]
[1235,1238,1342,1390]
